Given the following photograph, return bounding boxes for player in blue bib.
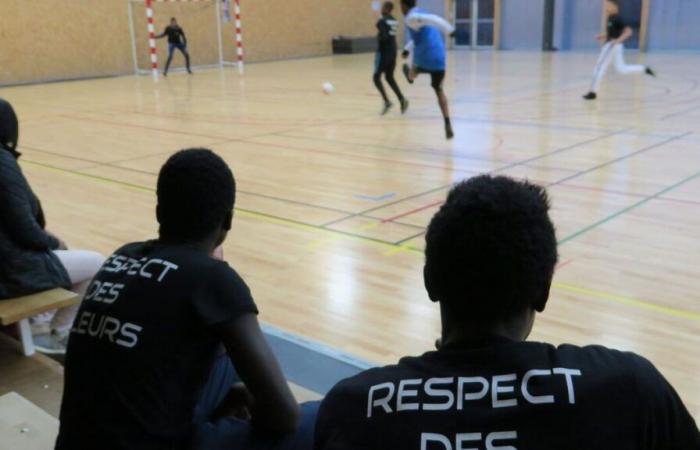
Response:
[400,0,455,139]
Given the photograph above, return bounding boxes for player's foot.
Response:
[400,98,409,114]
[187,69,193,74]
[33,330,69,355]
[445,121,454,140]
[402,64,414,84]
[645,67,656,77]
[583,92,597,100]
[381,101,393,115]
[163,72,168,77]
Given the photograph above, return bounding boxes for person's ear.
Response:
[423,265,440,303]
[534,283,551,312]
[223,210,233,231]
[156,204,162,224]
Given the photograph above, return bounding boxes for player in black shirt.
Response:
[374,2,408,115]
[315,175,699,450]
[56,149,319,450]
[583,0,655,100]
[156,17,192,76]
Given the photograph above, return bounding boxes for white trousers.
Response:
[590,42,645,93]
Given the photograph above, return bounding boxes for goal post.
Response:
[127,0,244,80]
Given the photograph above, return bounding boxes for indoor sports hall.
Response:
[0,1,698,449]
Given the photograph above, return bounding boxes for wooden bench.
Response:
[0,289,79,356]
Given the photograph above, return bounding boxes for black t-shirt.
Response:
[164,25,186,45]
[315,339,700,450]
[56,241,258,450]
[607,14,626,40]
[377,14,399,54]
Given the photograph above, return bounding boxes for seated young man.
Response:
[315,175,700,450]
[56,149,318,450]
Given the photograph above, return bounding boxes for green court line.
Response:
[558,169,700,245]
[23,158,700,322]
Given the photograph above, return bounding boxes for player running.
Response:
[155,17,192,77]
[400,0,455,139]
[583,0,655,100]
[374,2,408,115]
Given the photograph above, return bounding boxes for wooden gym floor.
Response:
[1,50,698,419]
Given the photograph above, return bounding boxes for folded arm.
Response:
[405,11,455,34]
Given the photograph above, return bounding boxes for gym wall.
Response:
[0,0,381,86]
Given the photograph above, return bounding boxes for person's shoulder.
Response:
[555,343,660,381]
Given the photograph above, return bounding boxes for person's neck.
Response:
[439,307,534,350]
[156,236,214,255]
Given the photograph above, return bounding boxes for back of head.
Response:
[424,175,558,323]
[383,1,394,13]
[0,98,20,157]
[400,0,416,11]
[157,148,235,243]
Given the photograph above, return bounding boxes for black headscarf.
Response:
[0,98,20,158]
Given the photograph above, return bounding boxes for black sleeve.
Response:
[377,19,390,42]
[193,262,258,327]
[631,356,700,450]
[315,385,344,450]
[0,154,60,251]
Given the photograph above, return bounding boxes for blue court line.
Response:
[262,324,375,395]
[354,192,396,202]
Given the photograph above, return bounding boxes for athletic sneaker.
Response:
[33,330,69,355]
[646,67,656,77]
[402,64,414,84]
[445,123,454,140]
[583,92,597,100]
[400,98,409,114]
[382,101,393,115]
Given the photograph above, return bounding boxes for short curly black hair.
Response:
[424,175,558,322]
[400,0,416,9]
[157,148,235,241]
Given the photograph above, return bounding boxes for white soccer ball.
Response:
[322,82,335,95]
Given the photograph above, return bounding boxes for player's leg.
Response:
[402,63,419,84]
[164,43,176,76]
[177,44,193,74]
[431,71,453,140]
[373,53,392,114]
[583,42,616,100]
[384,59,408,114]
[612,43,655,77]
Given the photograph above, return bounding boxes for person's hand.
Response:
[213,382,255,421]
[211,245,224,261]
[47,231,68,250]
[449,30,456,38]
[595,34,606,41]
[402,50,410,59]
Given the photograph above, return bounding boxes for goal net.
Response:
[127,0,243,79]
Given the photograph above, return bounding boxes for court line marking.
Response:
[22,148,700,323]
[552,283,700,322]
[558,168,700,244]
[661,104,700,121]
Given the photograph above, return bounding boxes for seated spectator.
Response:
[56,149,319,450]
[315,175,699,450]
[0,98,104,354]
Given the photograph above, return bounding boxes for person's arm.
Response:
[405,10,455,34]
[630,356,700,449]
[614,26,634,44]
[214,315,300,433]
[0,155,60,251]
[180,30,187,46]
[377,19,390,42]
[154,28,167,39]
[402,39,414,58]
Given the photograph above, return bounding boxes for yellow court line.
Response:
[25,159,700,323]
[553,282,700,322]
[304,220,382,251]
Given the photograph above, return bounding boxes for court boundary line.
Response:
[21,158,700,323]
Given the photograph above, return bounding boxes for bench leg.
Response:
[17,319,35,356]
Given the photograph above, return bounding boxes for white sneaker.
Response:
[33,331,69,355]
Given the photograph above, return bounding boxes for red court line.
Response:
[60,114,235,142]
[240,139,482,174]
[555,259,573,271]
[382,200,444,223]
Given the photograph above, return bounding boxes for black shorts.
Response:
[415,66,446,90]
[375,52,397,74]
